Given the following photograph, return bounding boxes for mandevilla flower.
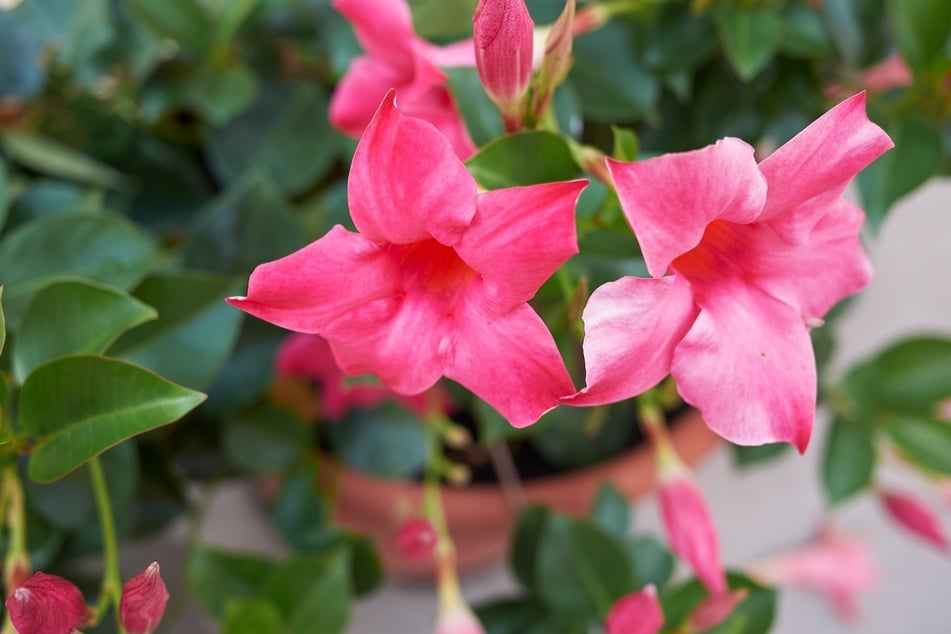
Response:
[565,92,893,451]
[746,526,879,620]
[119,562,170,634]
[396,517,438,560]
[604,585,664,634]
[473,0,534,130]
[4,571,86,634]
[329,0,477,159]
[879,488,950,552]
[229,91,586,427]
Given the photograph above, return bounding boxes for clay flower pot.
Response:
[320,408,718,577]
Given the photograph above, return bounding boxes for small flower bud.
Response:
[880,489,950,552]
[119,562,170,634]
[473,0,534,131]
[605,585,664,634]
[396,517,438,560]
[531,0,575,121]
[4,571,86,634]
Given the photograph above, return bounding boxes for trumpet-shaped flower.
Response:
[4,572,86,634]
[330,0,477,159]
[566,93,893,451]
[605,585,664,634]
[230,91,585,427]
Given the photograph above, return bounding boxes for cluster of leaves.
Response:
[475,485,777,634]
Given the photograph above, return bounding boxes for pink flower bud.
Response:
[473,0,534,129]
[434,602,486,634]
[880,489,950,552]
[688,588,748,631]
[605,585,664,634]
[119,562,170,634]
[531,0,575,120]
[4,571,86,634]
[658,462,727,594]
[396,517,438,560]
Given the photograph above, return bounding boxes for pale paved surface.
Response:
[134,178,951,633]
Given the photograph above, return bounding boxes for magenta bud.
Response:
[4,571,87,634]
[880,489,950,552]
[119,562,170,634]
[605,585,664,634]
[396,517,438,560]
[473,0,534,129]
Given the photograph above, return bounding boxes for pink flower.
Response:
[564,92,893,451]
[229,92,586,428]
[4,571,86,634]
[396,517,438,560]
[658,463,727,595]
[746,526,879,620]
[275,332,440,419]
[880,488,950,552]
[605,585,664,634]
[826,54,913,99]
[330,0,477,159]
[473,0,534,129]
[119,562,170,634]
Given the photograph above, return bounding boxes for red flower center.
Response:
[394,239,477,302]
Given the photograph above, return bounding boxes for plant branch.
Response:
[88,456,127,634]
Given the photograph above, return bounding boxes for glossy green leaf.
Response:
[869,337,951,413]
[123,0,213,54]
[188,544,275,618]
[779,3,835,58]
[466,131,578,190]
[535,515,633,617]
[885,416,951,474]
[822,417,876,505]
[21,355,205,482]
[262,549,351,634]
[0,212,158,325]
[625,536,674,589]
[345,532,383,596]
[108,272,243,391]
[857,114,943,229]
[476,598,549,634]
[13,279,156,383]
[714,7,783,81]
[222,598,285,634]
[224,406,310,474]
[732,442,790,468]
[271,466,330,551]
[887,0,951,75]
[611,126,639,161]
[187,65,259,125]
[1,132,127,190]
[510,505,553,590]
[328,403,427,479]
[590,483,630,539]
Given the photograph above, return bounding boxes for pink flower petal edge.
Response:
[605,585,665,634]
[4,572,86,634]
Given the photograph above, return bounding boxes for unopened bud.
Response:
[120,562,170,634]
[531,0,575,120]
[396,518,438,560]
[4,571,86,634]
[880,489,949,552]
[605,585,664,634]
[474,0,534,131]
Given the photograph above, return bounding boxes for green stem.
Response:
[89,457,127,634]
[2,466,30,634]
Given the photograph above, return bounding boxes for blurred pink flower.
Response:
[4,571,86,634]
[605,585,664,634]
[826,54,913,99]
[565,92,893,452]
[880,488,950,552]
[230,92,585,427]
[473,0,534,129]
[330,0,477,159]
[120,562,170,634]
[746,526,879,620]
[396,517,438,560]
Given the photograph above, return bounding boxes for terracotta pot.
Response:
[320,408,718,577]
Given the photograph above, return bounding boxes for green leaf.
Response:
[345,532,383,596]
[1,132,127,190]
[0,286,5,357]
[732,442,790,468]
[590,483,630,539]
[123,0,213,54]
[445,67,504,146]
[108,272,244,391]
[0,159,8,232]
[857,114,943,229]
[224,406,310,474]
[187,544,275,618]
[212,0,261,48]
[13,279,156,383]
[779,3,835,58]
[510,505,553,590]
[714,6,783,81]
[887,0,951,75]
[272,466,330,550]
[0,12,45,99]
[21,355,205,482]
[535,516,633,618]
[328,403,427,479]
[821,0,890,66]
[466,131,578,189]
[222,598,285,634]
[821,416,876,505]
[476,598,548,634]
[885,416,951,474]
[0,212,158,325]
[611,126,639,161]
[662,573,776,634]
[868,337,951,413]
[261,549,351,634]
[187,65,259,125]
[625,536,674,589]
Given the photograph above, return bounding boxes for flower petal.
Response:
[671,276,815,452]
[743,198,872,321]
[329,56,406,137]
[607,138,766,278]
[455,180,586,311]
[442,287,574,427]
[566,275,698,407]
[333,0,416,68]
[228,225,398,333]
[757,92,893,243]
[349,91,478,245]
[400,85,478,160]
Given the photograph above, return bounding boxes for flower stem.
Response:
[89,456,127,634]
